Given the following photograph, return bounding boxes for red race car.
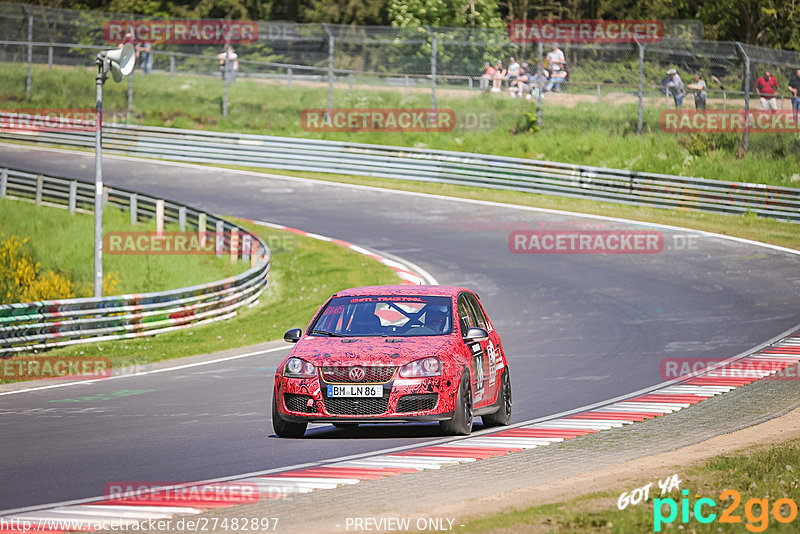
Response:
[272,285,511,437]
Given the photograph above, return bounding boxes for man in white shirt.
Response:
[546,45,565,73]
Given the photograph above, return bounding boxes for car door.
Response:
[458,293,491,407]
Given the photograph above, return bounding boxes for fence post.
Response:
[215,220,224,257]
[35,174,43,205]
[69,180,77,214]
[48,44,53,70]
[404,75,409,98]
[169,54,175,78]
[349,73,353,93]
[736,42,750,151]
[155,199,165,236]
[250,241,259,268]
[25,6,33,99]
[537,42,543,127]
[637,41,643,135]
[723,90,727,110]
[130,193,137,224]
[468,76,473,98]
[426,26,437,111]
[198,213,207,247]
[242,233,251,262]
[0,168,7,198]
[287,67,292,88]
[323,24,334,115]
[230,228,239,263]
[178,206,186,231]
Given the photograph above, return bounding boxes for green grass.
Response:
[3,63,800,187]
[222,165,800,252]
[0,197,245,295]
[15,218,398,374]
[457,439,800,533]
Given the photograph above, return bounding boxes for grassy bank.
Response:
[0,197,245,296]
[14,218,398,373]
[2,63,798,187]
[459,438,800,533]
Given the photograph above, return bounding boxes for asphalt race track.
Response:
[1,144,799,512]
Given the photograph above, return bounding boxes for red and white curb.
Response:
[247,220,438,286]
[3,330,799,531]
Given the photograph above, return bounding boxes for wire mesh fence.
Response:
[1,2,799,153]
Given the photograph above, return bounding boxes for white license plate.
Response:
[327,385,382,397]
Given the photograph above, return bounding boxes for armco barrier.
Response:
[1,119,798,222]
[0,167,270,356]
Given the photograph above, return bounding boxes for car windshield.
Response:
[310,295,453,337]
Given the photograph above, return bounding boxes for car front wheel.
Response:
[272,391,308,438]
[441,374,473,436]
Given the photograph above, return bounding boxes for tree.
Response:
[388,0,504,28]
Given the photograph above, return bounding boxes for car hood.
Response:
[289,335,454,367]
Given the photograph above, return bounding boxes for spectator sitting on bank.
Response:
[509,67,532,99]
[491,60,506,92]
[217,45,239,82]
[686,72,707,109]
[665,68,685,108]
[546,44,565,76]
[480,61,496,92]
[507,57,520,84]
[530,63,549,98]
[545,66,567,93]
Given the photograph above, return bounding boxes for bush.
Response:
[0,236,74,304]
[512,110,539,134]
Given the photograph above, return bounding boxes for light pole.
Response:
[94,43,134,297]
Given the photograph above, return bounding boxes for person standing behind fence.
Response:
[755,70,778,114]
[787,68,800,124]
[480,62,496,92]
[666,68,685,108]
[136,40,152,74]
[687,73,707,110]
[217,45,239,82]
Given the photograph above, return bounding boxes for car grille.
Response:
[323,397,389,415]
[320,366,397,384]
[284,394,316,413]
[396,393,438,413]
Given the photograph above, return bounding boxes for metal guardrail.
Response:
[0,167,270,356]
[1,120,798,222]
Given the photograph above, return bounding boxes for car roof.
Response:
[333,285,469,298]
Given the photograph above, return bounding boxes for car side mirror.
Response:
[463,327,488,343]
[283,328,302,343]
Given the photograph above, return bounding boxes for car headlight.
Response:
[283,357,316,378]
[399,357,441,378]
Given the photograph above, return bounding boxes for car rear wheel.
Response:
[482,370,512,427]
[272,392,308,438]
[441,374,473,435]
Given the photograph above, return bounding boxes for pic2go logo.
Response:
[654,489,800,532]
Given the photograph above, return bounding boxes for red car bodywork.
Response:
[272,285,510,435]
